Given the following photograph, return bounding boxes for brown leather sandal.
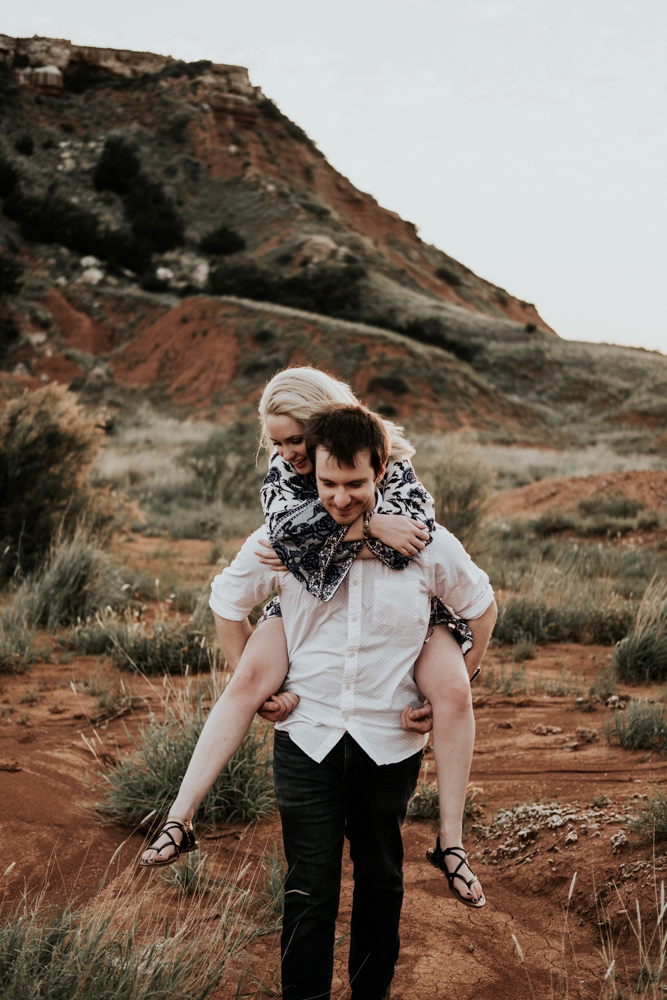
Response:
[138,818,197,868]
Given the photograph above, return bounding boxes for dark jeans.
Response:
[273,730,423,1000]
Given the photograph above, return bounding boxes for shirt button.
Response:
[349,652,355,657]
[345,684,350,690]
[352,616,357,622]
[344,715,349,722]
[352,580,358,586]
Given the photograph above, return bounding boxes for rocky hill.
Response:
[0,34,665,448]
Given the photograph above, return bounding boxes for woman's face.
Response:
[265,414,313,475]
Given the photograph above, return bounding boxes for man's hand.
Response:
[401,702,433,734]
[254,538,289,571]
[257,691,300,722]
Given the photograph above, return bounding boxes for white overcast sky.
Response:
[4,1,667,352]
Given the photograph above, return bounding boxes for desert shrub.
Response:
[177,420,264,505]
[200,225,246,256]
[605,699,667,752]
[95,703,274,827]
[207,259,367,321]
[435,265,462,286]
[0,155,19,197]
[399,317,476,364]
[629,785,667,842]
[0,385,120,578]
[494,595,633,646]
[589,663,618,699]
[415,446,494,554]
[512,633,536,662]
[0,894,249,1000]
[124,175,184,252]
[258,97,310,144]
[369,372,410,396]
[578,493,643,519]
[0,597,37,673]
[407,779,440,821]
[14,135,34,156]
[0,251,22,295]
[485,663,528,695]
[19,532,125,630]
[530,511,576,536]
[613,576,667,683]
[66,610,215,675]
[92,136,141,195]
[3,186,101,254]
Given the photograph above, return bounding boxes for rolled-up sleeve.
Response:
[209,527,279,621]
[428,527,494,620]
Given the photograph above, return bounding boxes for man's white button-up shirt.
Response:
[210,525,494,766]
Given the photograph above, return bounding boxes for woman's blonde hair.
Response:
[258,366,414,461]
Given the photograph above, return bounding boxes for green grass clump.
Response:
[494,595,633,646]
[613,576,667,684]
[0,597,38,673]
[94,698,274,827]
[19,531,126,630]
[512,633,536,662]
[485,663,528,695]
[407,779,440,821]
[629,785,667,842]
[604,699,667,752]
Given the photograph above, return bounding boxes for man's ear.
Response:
[375,462,387,484]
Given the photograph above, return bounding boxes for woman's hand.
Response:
[369,514,430,557]
[254,538,289,571]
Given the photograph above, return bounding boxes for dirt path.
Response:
[2,640,662,998]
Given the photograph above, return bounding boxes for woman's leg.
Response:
[413,626,484,903]
[142,616,289,863]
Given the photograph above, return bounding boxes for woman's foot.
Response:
[139,817,196,867]
[426,840,485,908]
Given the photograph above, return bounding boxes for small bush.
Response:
[399,317,476,364]
[3,186,101,254]
[14,135,34,156]
[578,493,643,519]
[435,265,462,287]
[177,421,264,505]
[257,846,286,930]
[0,385,121,578]
[0,155,19,197]
[20,532,125,630]
[92,136,141,195]
[485,663,528,695]
[0,597,37,674]
[407,778,439,821]
[200,225,246,256]
[95,703,274,827]
[512,633,536,662]
[416,448,494,554]
[613,576,667,684]
[124,175,184,253]
[368,372,410,396]
[629,785,667,842]
[207,259,367,322]
[494,595,634,646]
[530,511,576,537]
[0,251,23,295]
[605,699,667,752]
[589,664,618,700]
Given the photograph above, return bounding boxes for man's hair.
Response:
[304,405,390,477]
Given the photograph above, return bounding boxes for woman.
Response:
[140,368,485,909]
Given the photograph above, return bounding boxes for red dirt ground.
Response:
[492,470,667,521]
[2,537,664,998]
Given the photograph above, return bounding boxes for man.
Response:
[210,406,496,1000]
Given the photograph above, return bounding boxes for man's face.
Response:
[315,447,385,525]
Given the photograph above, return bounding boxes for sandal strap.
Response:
[440,846,479,891]
[146,819,188,858]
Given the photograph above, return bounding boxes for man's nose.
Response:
[333,488,351,508]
